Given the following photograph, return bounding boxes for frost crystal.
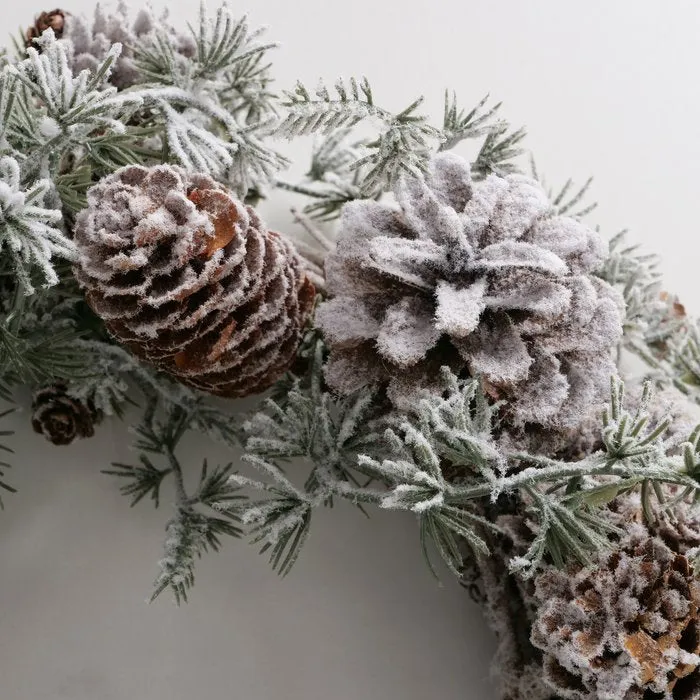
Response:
[316,152,623,431]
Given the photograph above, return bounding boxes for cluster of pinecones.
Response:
[26,6,316,443]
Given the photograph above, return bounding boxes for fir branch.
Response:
[306,128,367,182]
[439,92,503,152]
[5,33,142,177]
[530,159,597,219]
[277,78,442,195]
[509,490,621,577]
[471,122,526,178]
[129,86,287,194]
[277,77,381,136]
[226,455,316,577]
[103,397,243,603]
[195,461,246,508]
[0,156,75,294]
[103,455,172,508]
[598,231,687,379]
[0,406,16,508]
[0,322,93,386]
[233,366,700,581]
[190,6,277,81]
[151,506,242,604]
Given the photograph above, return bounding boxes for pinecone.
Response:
[316,153,623,430]
[531,524,700,699]
[61,4,195,89]
[73,165,315,398]
[31,383,101,446]
[25,9,67,48]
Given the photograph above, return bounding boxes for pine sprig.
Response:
[0,156,75,294]
[0,406,16,508]
[191,6,277,81]
[104,455,172,508]
[471,121,526,178]
[234,364,700,581]
[5,33,142,177]
[0,322,94,387]
[277,77,381,136]
[151,507,242,604]
[277,78,442,195]
[440,92,503,152]
[226,455,316,577]
[509,490,622,577]
[102,398,244,603]
[530,160,597,219]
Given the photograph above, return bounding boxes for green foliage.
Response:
[5,35,142,178]
[152,507,242,605]
[471,121,526,178]
[277,89,526,217]
[102,397,243,603]
[0,321,94,389]
[440,92,503,152]
[530,160,597,219]
[232,363,700,582]
[277,77,442,197]
[0,156,75,294]
[0,406,16,508]
[104,456,172,508]
[1,0,698,610]
[128,4,285,195]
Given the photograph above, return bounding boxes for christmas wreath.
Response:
[2,4,700,698]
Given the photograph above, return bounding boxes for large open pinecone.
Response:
[73,165,315,398]
[316,153,623,431]
[531,522,700,699]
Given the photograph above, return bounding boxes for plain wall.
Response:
[2,1,699,698]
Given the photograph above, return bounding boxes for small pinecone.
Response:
[25,9,67,48]
[31,383,100,446]
[316,153,623,431]
[531,524,700,699]
[73,165,315,398]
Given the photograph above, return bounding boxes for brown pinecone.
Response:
[25,9,67,48]
[531,525,700,699]
[73,165,315,398]
[31,383,101,446]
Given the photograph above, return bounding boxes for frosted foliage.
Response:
[0,156,75,294]
[531,525,700,699]
[73,164,315,397]
[317,152,623,430]
[62,1,194,89]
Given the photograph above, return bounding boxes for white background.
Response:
[2,1,700,699]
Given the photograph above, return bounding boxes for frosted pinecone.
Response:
[73,164,315,397]
[531,522,700,699]
[61,2,195,90]
[316,153,623,430]
[31,383,101,445]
